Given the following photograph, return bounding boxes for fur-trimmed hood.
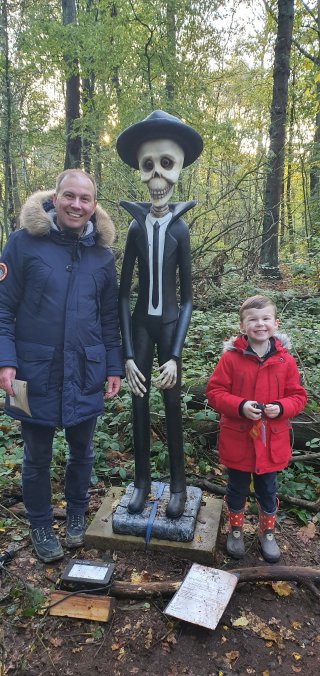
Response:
[222,332,291,353]
[19,190,115,247]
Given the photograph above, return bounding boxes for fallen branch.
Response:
[109,566,320,600]
[191,478,320,512]
[229,565,320,600]
[277,494,320,511]
[110,580,180,598]
[290,451,320,463]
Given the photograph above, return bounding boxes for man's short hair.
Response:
[55,169,97,200]
[239,295,277,321]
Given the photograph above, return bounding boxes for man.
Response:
[0,169,123,563]
[116,110,203,519]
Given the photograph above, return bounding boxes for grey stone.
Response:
[112,482,202,543]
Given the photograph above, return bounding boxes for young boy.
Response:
[206,295,307,563]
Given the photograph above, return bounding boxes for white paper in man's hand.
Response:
[9,379,32,416]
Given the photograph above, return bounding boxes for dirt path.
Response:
[1,500,320,675]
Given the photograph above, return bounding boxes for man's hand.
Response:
[104,376,121,399]
[264,403,280,419]
[0,367,16,396]
[125,359,147,397]
[242,400,263,421]
[153,359,177,390]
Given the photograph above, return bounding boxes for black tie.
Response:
[152,221,160,308]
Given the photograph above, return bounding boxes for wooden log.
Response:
[49,591,115,622]
[110,580,180,598]
[109,566,320,600]
[192,477,320,512]
[228,565,320,585]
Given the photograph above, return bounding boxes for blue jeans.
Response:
[21,418,97,528]
[226,468,277,514]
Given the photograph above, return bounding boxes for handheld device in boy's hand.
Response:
[9,379,32,417]
[253,403,265,413]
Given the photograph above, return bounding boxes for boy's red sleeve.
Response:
[274,355,307,418]
[206,354,245,418]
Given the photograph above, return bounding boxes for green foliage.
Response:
[4,581,45,618]
[277,462,320,524]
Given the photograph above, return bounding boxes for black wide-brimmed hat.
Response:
[116,110,203,169]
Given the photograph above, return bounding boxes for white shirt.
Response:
[145,211,172,316]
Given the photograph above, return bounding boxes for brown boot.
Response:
[225,500,245,559]
[258,499,281,563]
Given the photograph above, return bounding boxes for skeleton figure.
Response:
[117,110,203,519]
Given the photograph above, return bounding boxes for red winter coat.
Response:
[205,334,307,475]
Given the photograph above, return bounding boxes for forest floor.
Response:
[1,484,320,676]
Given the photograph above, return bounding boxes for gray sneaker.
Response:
[66,514,86,548]
[30,526,64,563]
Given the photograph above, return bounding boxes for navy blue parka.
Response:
[0,190,123,427]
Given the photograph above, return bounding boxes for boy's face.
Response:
[240,305,278,344]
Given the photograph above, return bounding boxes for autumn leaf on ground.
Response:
[117,647,126,660]
[144,627,153,649]
[292,653,301,661]
[297,522,316,543]
[225,650,240,664]
[232,616,249,627]
[271,581,293,597]
[49,637,63,648]
[130,569,151,584]
[231,611,294,647]
[290,621,301,630]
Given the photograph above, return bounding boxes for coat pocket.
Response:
[16,341,55,395]
[218,419,251,465]
[269,422,291,464]
[82,344,106,395]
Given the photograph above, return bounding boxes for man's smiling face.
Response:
[53,173,97,235]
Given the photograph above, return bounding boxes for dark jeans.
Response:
[21,418,97,528]
[226,468,277,514]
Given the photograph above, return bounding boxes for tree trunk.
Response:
[260,0,294,278]
[165,0,176,109]
[0,0,15,236]
[62,0,81,169]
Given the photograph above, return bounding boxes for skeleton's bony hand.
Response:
[153,359,177,390]
[125,359,147,397]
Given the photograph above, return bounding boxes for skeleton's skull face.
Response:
[137,139,184,206]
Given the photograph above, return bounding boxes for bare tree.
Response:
[260,0,294,278]
[62,0,81,169]
[0,0,15,238]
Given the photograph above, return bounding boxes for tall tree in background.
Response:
[260,0,294,277]
[62,0,81,169]
[0,0,14,237]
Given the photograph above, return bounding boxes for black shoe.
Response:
[66,514,86,548]
[30,526,64,563]
[128,487,150,514]
[166,491,186,519]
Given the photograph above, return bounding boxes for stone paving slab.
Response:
[112,482,202,542]
[85,487,223,565]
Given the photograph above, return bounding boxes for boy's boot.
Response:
[225,499,245,559]
[257,499,281,563]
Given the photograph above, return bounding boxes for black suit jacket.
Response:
[119,201,195,361]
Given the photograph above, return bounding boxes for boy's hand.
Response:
[264,403,280,418]
[242,400,263,420]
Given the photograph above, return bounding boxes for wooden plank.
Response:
[49,591,115,622]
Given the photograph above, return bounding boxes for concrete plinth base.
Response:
[85,487,223,565]
[112,482,202,543]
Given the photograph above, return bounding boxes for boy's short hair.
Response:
[55,169,97,200]
[239,295,277,321]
